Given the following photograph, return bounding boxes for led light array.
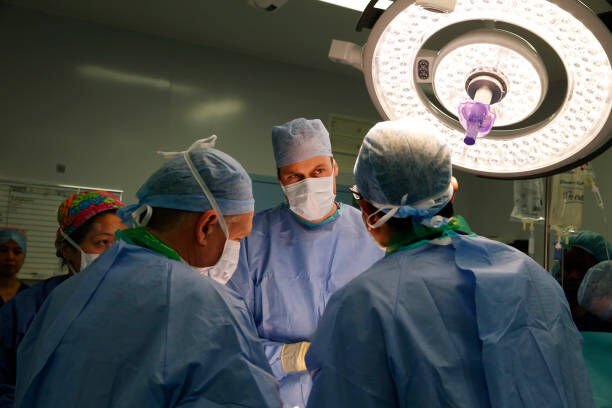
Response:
[367,0,611,176]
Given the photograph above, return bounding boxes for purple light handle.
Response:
[458,101,496,146]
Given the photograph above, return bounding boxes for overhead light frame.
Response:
[331,0,612,178]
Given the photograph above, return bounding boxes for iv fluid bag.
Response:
[511,178,545,222]
[549,167,591,231]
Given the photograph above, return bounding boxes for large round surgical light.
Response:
[330,0,611,178]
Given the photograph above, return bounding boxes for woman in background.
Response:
[0,228,29,306]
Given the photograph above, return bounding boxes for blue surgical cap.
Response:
[567,231,611,262]
[119,140,254,220]
[272,118,332,167]
[354,120,452,220]
[0,227,27,254]
[577,260,612,320]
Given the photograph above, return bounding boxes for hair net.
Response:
[272,118,333,167]
[354,120,453,225]
[577,260,612,321]
[118,136,254,224]
[0,227,27,253]
[567,231,611,262]
[58,191,124,236]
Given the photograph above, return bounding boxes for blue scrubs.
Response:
[307,232,594,408]
[228,203,384,408]
[16,241,281,408]
[0,284,28,308]
[0,275,69,408]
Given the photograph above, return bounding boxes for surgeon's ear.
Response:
[195,210,218,246]
[357,200,380,229]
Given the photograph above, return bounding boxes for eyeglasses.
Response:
[348,185,362,201]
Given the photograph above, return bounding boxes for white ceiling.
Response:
[2,0,610,74]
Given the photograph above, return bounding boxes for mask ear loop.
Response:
[367,207,399,229]
[59,228,85,274]
[366,193,409,229]
[131,204,153,228]
[182,150,229,240]
[59,229,82,253]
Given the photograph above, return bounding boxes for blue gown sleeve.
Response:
[261,340,285,380]
[306,284,398,408]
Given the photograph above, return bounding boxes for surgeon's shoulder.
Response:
[338,203,363,222]
[253,204,287,229]
[245,204,288,242]
[457,234,557,281]
[458,234,537,262]
[337,204,375,234]
[329,255,398,312]
[170,265,249,312]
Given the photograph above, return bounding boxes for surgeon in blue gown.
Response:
[306,120,594,408]
[228,118,383,408]
[16,137,281,408]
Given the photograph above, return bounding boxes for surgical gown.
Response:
[16,240,281,408]
[228,203,383,408]
[0,275,69,408]
[307,233,594,408]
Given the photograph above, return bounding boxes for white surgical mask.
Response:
[195,239,241,285]
[59,229,100,273]
[281,176,335,221]
[80,252,100,271]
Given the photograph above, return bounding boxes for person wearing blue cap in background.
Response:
[16,136,281,408]
[559,230,612,332]
[306,120,594,408]
[579,261,612,324]
[228,118,383,408]
[577,260,612,408]
[0,228,29,307]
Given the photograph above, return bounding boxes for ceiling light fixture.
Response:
[329,0,611,178]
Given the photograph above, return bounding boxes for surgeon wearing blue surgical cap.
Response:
[0,228,29,307]
[15,137,281,408]
[228,118,383,408]
[561,231,612,332]
[306,120,594,408]
[578,261,612,324]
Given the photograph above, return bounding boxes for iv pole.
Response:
[543,176,553,271]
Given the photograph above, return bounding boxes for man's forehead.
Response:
[280,156,332,172]
[0,240,21,248]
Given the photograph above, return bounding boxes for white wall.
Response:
[1,5,610,266]
[0,5,378,201]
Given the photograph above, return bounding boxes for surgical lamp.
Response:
[329,0,611,178]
